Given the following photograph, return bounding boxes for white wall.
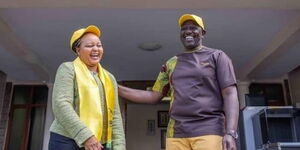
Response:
[42,84,54,150]
[126,103,169,150]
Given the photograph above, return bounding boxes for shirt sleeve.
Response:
[112,99,126,150]
[52,62,93,146]
[110,75,126,150]
[215,51,237,89]
[152,63,170,96]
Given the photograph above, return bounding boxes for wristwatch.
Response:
[226,130,238,140]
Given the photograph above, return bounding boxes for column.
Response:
[237,81,250,109]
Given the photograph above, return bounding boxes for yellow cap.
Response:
[70,25,101,51]
[178,14,206,34]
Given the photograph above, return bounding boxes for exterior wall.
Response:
[288,66,300,106]
[42,84,54,150]
[0,71,9,150]
[0,71,6,117]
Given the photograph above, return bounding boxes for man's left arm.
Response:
[222,85,239,150]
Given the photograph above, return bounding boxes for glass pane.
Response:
[268,118,293,142]
[8,109,27,150]
[32,86,48,104]
[27,107,46,150]
[13,85,31,104]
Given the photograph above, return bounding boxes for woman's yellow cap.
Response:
[70,25,101,50]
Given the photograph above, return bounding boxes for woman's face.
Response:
[76,33,103,70]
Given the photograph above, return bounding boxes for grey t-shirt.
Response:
[153,46,237,138]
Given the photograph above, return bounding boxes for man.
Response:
[118,14,239,150]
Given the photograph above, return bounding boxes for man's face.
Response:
[180,20,203,50]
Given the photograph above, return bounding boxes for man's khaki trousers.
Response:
[166,135,222,150]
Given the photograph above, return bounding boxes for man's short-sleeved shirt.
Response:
[153,46,237,138]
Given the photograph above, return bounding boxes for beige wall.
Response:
[288,66,300,105]
[126,103,169,150]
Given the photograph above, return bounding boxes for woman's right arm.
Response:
[118,85,163,104]
[52,63,93,146]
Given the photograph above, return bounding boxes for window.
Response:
[249,83,285,106]
[5,85,48,150]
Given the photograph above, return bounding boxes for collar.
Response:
[184,45,204,53]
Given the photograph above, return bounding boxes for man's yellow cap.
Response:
[178,14,206,35]
[70,25,101,51]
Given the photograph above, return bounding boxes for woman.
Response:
[49,25,125,150]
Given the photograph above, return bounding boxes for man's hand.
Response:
[118,85,163,104]
[222,134,236,150]
[84,136,103,150]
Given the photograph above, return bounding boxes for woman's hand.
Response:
[84,136,103,150]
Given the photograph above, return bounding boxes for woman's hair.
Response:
[71,32,96,52]
[72,38,81,52]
